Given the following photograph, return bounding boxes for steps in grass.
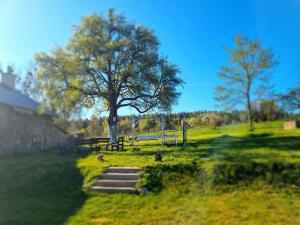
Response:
[100,173,139,180]
[91,167,142,194]
[91,186,137,194]
[94,179,137,187]
[105,167,142,173]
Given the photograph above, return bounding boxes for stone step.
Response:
[91,186,137,194]
[94,179,137,187]
[100,173,139,180]
[105,167,143,174]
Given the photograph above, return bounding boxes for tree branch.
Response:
[118,102,157,113]
[117,92,159,107]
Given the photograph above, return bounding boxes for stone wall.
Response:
[0,103,67,154]
[283,121,299,130]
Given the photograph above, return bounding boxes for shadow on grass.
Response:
[126,143,178,156]
[170,133,300,163]
[231,134,300,151]
[0,151,88,225]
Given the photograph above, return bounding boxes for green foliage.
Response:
[188,113,223,128]
[139,162,199,192]
[118,117,131,135]
[280,85,300,111]
[138,117,157,133]
[35,9,183,125]
[20,63,41,101]
[215,34,278,128]
[74,109,290,137]
[252,99,285,122]
[86,114,104,137]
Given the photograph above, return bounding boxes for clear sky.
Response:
[0,0,300,115]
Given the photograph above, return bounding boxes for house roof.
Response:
[0,83,54,116]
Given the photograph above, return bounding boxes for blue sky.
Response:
[0,0,300,115]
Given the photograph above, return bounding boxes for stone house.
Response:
[0,67,67,154]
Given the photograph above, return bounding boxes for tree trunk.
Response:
[183,120,188,146]
[246,90,254,130]
[108,105,118,144]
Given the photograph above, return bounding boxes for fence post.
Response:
[131,116,139,146]
[182,117,188,146]
[160,115,165,146]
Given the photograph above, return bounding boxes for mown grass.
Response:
[1,121,300,225]
[0,152,86,225]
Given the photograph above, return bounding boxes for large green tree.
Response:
[35,9,183,143]
[215,34,278,129]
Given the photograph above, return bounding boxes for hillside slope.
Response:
[1,121,300,225]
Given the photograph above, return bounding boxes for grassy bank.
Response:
[1,121,300,225]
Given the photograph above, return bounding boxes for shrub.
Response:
[212,162,300,186]
[138,162,200,192]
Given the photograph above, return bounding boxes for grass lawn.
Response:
[1,121,300,225]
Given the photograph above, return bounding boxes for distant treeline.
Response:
[61,100,298,138]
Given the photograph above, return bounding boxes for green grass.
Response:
[1,121,300,225]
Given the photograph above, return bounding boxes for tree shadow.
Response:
[232,134,300,151]
[0,151,88,225]
[126,143,178,156]
[170,133,300,163]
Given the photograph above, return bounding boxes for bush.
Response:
[138,162,200,192]
[139,161,300,193]
[212,162,300,186]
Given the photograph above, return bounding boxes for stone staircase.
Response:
[91,167,142,194]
